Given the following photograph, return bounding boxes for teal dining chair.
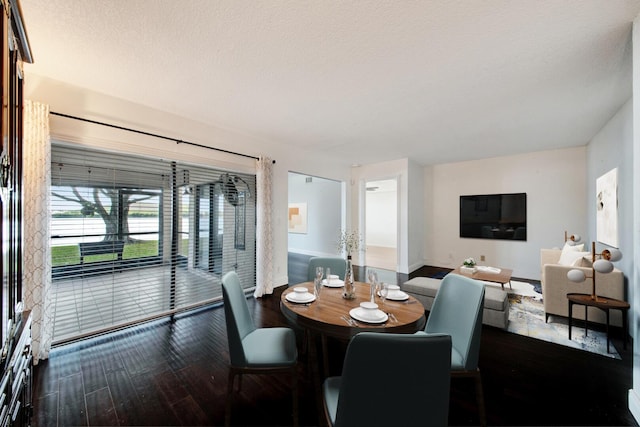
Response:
[221,271,299,427]
[306,257,347,281]
[322,332,452,427]
[424,272,487,426]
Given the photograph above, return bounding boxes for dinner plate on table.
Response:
[349,307,388,324]
[322,279,344,288]
[286,292,316,304]
[378,290,409,301]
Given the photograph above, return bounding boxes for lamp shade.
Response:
[567,269,586,282]
[593,259,614,274]
[604,248,622,262]
[566,234,581,245]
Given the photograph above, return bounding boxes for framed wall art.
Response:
[596,167,618,247]
[288,202,308,234]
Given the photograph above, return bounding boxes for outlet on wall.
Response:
[480,255,486,261]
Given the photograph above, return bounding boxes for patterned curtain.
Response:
[23,100,53,363]
[254,156,274,297]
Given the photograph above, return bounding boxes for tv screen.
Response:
[459,193,527,240]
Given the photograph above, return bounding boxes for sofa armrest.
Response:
[540,249,561,283]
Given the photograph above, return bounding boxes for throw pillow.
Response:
[562,241,585,252]
[559,250,590,266]
[571,252,591,266]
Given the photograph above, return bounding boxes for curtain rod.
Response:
[51,111,275,163]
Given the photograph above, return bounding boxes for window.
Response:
[50,145,256,343]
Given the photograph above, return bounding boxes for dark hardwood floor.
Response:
[33,255,636,426]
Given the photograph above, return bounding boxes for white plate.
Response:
[322,279,344,288]
[378,290,409,301]
[286,292,316,304]
[349,307,388,324]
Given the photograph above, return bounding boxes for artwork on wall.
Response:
[288,202,308,234]
[596,167,618,248]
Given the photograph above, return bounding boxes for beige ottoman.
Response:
[402,276,510,329]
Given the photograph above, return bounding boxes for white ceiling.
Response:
[19,0,640,166]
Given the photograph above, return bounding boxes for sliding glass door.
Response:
[50,144,256,344]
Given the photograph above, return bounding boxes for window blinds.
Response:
[50,144,256,344]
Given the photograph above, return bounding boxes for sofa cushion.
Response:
[403,277,440,298]
[558,250,590,266]
[402,276,509,330]
[558,242,586,265]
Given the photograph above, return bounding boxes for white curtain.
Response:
[254,156,274,297]
[23,100,53,363]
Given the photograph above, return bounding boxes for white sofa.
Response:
[540,248,625,326]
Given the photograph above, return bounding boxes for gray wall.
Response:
[287,172,342,256]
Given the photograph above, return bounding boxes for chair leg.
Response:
[226,369,235,427]
[474,370,487,427]
[292,366,299,427]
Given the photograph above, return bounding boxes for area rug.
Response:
[497,281,622,360]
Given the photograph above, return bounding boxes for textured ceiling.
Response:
[19,0,640,166]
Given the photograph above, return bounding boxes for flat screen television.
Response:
[460,193,527,240]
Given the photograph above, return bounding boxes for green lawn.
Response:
[52,240,160,266]
[52,239,192,267]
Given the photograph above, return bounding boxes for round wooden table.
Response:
[281,281,426,425]
[280,281,426,341]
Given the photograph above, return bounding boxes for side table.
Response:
[567,293,630,353]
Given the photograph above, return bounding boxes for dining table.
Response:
[280,280,426,424]
[280,282,426,422]
[280,280,426,340]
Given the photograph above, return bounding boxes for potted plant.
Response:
[461,257,477,274]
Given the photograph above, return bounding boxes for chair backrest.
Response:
[221,271,256,366]
[334,332,451,427]
[425,273,485,371]
[307,257,347,281]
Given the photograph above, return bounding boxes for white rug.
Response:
[481,279,542,300]
[502,283,621,359]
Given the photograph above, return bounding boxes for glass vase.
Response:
[343,255,356,299]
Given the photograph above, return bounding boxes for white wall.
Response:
[426,147,587,280]
[587,99,633,280]
[628,16,640,423]
[365,188,396,247]
[287,173,342,256]
[25,73,353,288]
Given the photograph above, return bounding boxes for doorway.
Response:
[365,178,397,271]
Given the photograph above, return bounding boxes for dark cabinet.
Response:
[0,1,32,426]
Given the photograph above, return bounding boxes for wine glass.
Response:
[367,270,378,302]
[379,282,389,305]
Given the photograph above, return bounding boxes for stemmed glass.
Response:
[379,282,389,305]
[367,269,378,303]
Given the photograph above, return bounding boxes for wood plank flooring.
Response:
[33,255,637,426]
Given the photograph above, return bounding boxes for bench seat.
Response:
[402,276,509,329]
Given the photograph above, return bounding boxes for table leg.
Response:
[623,309,629,350]
[321,334,330,377]
[584,306,588,338]
[606,309,610,353]
[568,300,573,340]
[306,331,324,426]
[508,280,512,290]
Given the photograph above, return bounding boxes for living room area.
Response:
[15,1,640,425]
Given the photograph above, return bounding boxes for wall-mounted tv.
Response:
[460,193,527,241]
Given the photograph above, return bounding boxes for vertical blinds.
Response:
[50,144,256,344]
